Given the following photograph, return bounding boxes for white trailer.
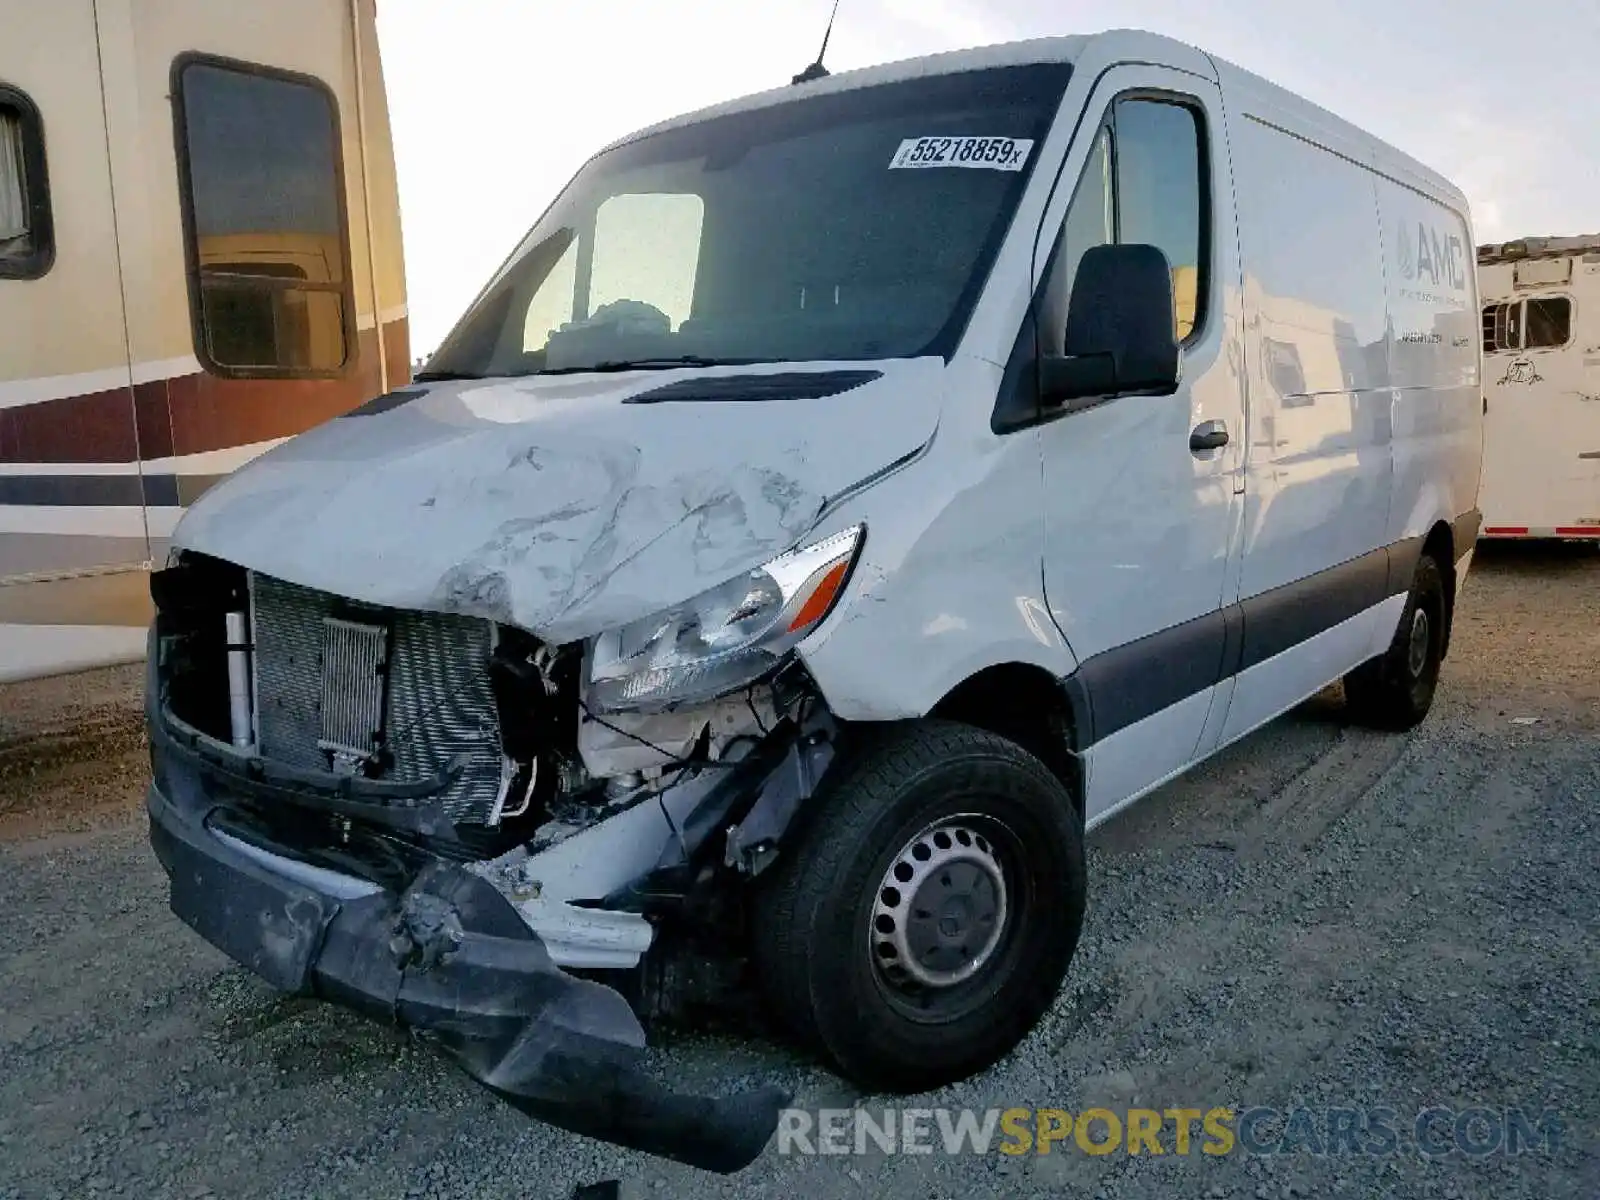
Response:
[1478,235,1600,540]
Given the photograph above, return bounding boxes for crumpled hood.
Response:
[172,360,942,643]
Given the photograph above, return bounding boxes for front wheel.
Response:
[752,721,1085,1093]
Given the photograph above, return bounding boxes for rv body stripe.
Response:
[0,319,408,465]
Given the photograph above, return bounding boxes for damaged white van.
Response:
[145,29,1483,1172]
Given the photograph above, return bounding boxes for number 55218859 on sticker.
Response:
[889,135,1034,171]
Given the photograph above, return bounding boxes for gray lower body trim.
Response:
[1065,513,1475,747]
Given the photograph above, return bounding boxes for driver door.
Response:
[1034,68,1246,822]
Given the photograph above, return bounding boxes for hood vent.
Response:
[623,370,882,405]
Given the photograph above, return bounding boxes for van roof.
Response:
[598,32,1095,154]
[1478,234,1600,265]
[597,27,1464,218]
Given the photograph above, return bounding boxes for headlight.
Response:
[586,525,864,713]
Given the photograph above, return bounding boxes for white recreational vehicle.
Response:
[1478,234,1600,541]
[0,0,409,681]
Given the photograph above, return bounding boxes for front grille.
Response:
[251,573,505,823]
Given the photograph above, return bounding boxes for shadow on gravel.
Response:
[1471,538,1600,574]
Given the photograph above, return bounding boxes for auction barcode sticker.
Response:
[889,136,1033,171]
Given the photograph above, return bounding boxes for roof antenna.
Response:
[792,0,841,84]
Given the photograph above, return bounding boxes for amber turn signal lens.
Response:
[786,558,852,634]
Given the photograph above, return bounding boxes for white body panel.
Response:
[1083,689,1218,826]
[1216,594,1406,748]
[1478,238,1600,537]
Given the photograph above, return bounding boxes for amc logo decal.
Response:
[1397,222,1468,291]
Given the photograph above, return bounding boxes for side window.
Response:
[174,57,353,377]
[1114,98,1206,341]
[0,84,52,280]
[1524,296,1570,349]
[1040,95,1208,351]
[1037,127,1111,356]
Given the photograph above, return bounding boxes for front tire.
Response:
[752,721,1085,1093]
[1344,551,1447,730]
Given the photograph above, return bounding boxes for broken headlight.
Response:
[585,525,863,713]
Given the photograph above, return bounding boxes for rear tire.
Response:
[1344,552,1447,730]
[751,721,1085,1093]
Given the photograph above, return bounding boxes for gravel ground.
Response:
[0,543,1595,1199]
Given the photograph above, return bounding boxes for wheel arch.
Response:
[928,662,1084,822]
[1421,519,1457,659]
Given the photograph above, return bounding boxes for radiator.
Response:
[250,572,505,824]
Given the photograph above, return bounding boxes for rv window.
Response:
[0,85,52,279]
[1523,297,1571,349]
[174,57,354,377]
[1481,303,1521,353]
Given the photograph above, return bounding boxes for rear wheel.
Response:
[1344,552,1447,730]
[752,721,1085,1092]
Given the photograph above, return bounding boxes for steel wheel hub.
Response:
[870,821,1009,991]
[1408,607,1431,676]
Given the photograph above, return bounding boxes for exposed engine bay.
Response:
[150,548,836,1015]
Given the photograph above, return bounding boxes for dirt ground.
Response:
[0,543,1594,1199]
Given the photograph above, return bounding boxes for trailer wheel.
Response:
[752,720,1084,1093]
[1344,552,1447,730]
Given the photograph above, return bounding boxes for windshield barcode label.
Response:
[889,136,1033,171]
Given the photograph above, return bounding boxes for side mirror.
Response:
[1040,242,1181,409]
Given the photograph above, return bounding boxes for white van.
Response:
[1477,234,1600,540]
[143,30,1483,1172]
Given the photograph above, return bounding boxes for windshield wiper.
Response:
[411,369,487,383]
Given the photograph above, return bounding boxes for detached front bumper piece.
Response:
[146,775,787,1173]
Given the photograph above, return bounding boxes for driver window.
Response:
[1038,127,1112,356]
[1117,99,1205,341]
[1039,94,1208,350]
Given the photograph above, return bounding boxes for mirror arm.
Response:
[1039,352,1116,406]
[1051,391,1120,417]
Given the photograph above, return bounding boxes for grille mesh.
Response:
[251,573,504,823]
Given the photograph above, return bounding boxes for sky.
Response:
[374,0,1600,357]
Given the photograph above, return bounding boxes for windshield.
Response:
[423,63,1071,379]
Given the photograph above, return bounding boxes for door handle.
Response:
[1190,419,1229,452]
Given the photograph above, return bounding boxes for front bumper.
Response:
[146,767,787,1173]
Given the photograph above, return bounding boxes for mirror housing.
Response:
[1040,242,1181,409]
